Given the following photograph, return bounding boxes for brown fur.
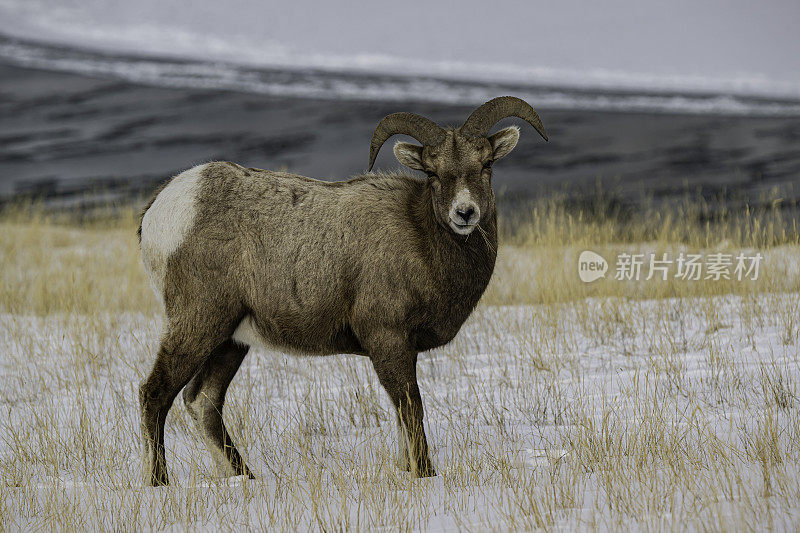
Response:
[137,113,539,485]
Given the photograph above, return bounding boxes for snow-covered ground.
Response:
[1,293,800,530]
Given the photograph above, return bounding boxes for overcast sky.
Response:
[1,0,799,97]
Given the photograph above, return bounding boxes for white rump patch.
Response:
[140,164,206,303]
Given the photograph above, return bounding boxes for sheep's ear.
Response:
[488,126,520,160]
[393,142,425,170]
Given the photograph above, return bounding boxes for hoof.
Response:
[147,474,169,487]
[409,462,437,478]
[414,467,437,478]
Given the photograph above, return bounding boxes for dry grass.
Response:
[1,196,799,530]
[0,204,156,315]
[2,195,797,314]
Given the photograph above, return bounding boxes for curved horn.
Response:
[368,112,446,170]
[460,96,548,142]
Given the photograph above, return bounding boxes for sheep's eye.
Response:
[425,171,438,179]
[482,160,494,170]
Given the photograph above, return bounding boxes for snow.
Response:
[1,293,799,529]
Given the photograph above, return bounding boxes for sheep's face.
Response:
[394,127,520,236]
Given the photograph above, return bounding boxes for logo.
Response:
[578,251,608,283]
[577,250,763,282]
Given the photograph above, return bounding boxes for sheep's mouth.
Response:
[448,218,477,235]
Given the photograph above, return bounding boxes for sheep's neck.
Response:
[417,185,498,311]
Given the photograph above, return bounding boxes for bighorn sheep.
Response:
[138,96,548,485]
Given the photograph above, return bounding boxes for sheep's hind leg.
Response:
[139,317,235,486]
[183,338,253,479]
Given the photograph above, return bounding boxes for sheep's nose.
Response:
[455,205,476,224]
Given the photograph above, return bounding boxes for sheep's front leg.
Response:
[369,343,435,477]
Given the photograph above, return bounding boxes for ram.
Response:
[137,96,548,485]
